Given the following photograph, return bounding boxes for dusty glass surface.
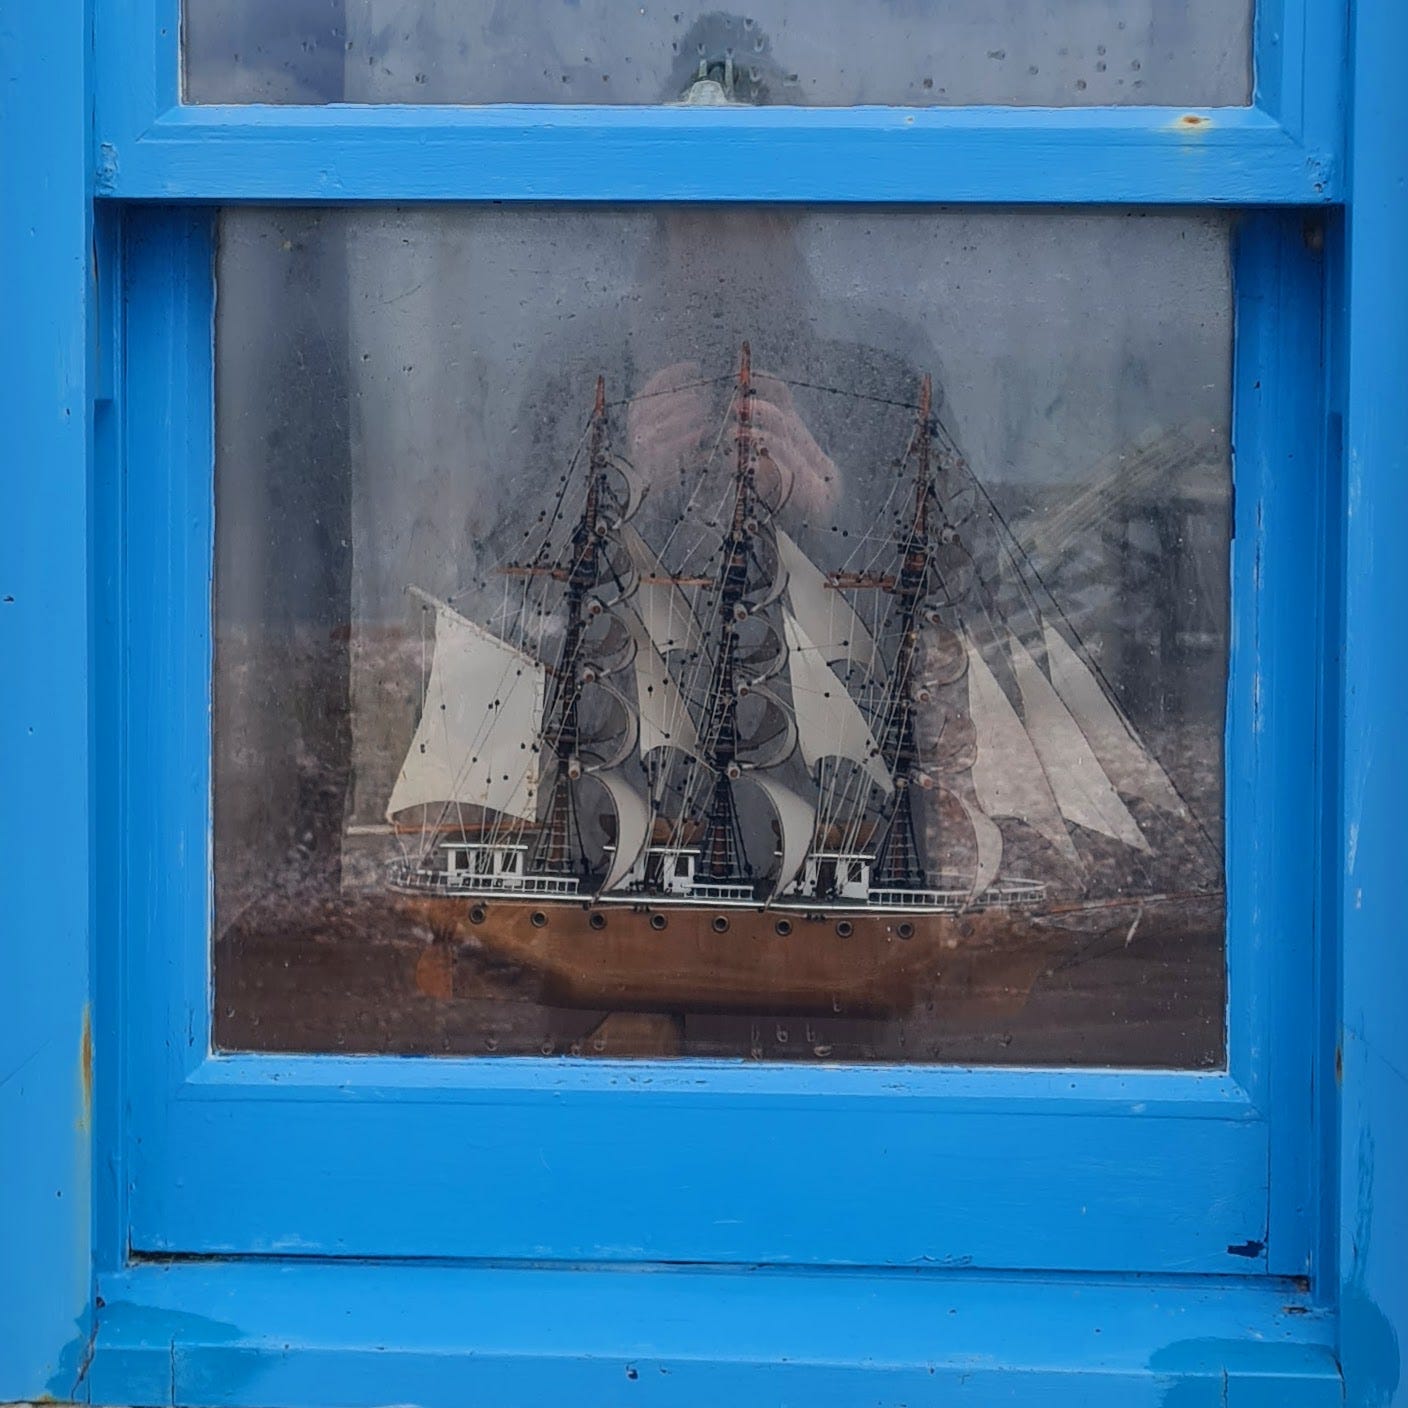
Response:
[213,206,1230,1065]
[184,0,1252,107]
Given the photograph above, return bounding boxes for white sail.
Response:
[746,774,817,898]
[965,632,1081,867]
[951,788,1005,899]
[386,597,545,822]
[783,610,892,793]
[775,528,880,676]
[1008,631,1152,854]
[594,768,652,893]
[616,521,706,657]
[620,606,703,760]
[1042,621,1189,819]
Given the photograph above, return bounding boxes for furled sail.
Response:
[1008,632,1152,854]
[745,774,817,898]
[584,551,639,613]
[616,521,706,658]
[620,606,703,760]
[1042,621,1189,818]
[783,610,892,792]
[745,535,789,613]
[965,631,1081,867]
[607,453,647,526]
[386,596,545,822]
[775,528,880,676]
[593,767,652,893]
[577,674,639,772]
[734,683,798,770]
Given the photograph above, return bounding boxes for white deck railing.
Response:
[390,865,580,898]
[686,881,757,901]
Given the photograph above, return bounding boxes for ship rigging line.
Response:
[929,416,1222,863]
[815,417,923,853]
[820,407,941,864]
[648,394,742,858]
[762,374,929,414]
[603,373,734,410]
[427,408,597,869]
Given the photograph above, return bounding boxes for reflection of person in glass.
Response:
[343,11,1216,924]
[507,15,1020,900]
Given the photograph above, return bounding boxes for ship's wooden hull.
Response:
[399,893,1074,1020]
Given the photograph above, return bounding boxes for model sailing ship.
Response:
[385,345,1207,1018]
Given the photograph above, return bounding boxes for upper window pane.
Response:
[183,1,1252,107]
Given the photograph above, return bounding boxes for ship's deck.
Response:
[388,864,1047,914]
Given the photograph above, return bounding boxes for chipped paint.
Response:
[1225,1238,1266,1259]
[95,141,119,194]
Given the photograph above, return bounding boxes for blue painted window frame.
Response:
[109,206,1323,1277]
[82,3,1351,1295]
[97,0,1341,1277]
[11,0,1408,1400]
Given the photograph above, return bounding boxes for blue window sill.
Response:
[91,1262,1339,1406]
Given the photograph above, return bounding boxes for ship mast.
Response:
[872,374,936,889]
[697,344,760,881]
[534,376,610,876]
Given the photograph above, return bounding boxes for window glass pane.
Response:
[213,206,1230,1066]
[184,1,1252,107]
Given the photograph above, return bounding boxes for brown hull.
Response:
[399,893,1073,1020]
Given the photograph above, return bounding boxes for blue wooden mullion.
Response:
[1253,0,1348,159]
[0,0,98,1398]
[1227,212,1328,1277]
[100,103,1334,205]
[1336,0,1408,1397]
[92,201,133,1281]
[93,0,1345,206]
[118,209,220,1264]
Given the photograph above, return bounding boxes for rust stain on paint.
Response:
[77,1004,92,1134]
